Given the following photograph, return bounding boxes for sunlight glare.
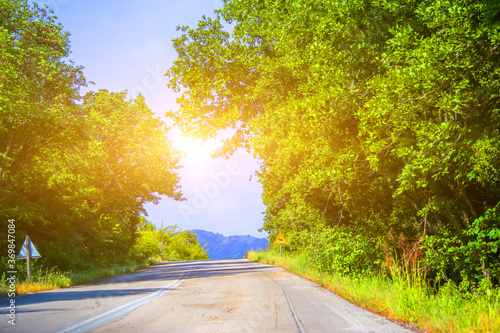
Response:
[175,135,211,164]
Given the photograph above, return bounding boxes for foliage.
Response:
[168,0,500,284]
[423,203,500,284]
[0,0,86,220]
[132,220,209,261]
[297,227,382,276]
[0,1,182,270]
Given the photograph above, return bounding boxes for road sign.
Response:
[18,235,40,282]
[273,232,287,245]
[18,236,41,259]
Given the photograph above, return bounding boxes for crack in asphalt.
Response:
[266,274,307,333]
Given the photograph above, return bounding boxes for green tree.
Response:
[0,0,86,223]
[41,90,182,265]
[168,0,500,282]
[0,0,89,267]
[133,220,209,261]
[17,89,184,267]
[0,1,183,269]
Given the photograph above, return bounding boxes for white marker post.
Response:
[26,236,31,282]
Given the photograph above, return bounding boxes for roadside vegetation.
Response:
[247,249,499,333]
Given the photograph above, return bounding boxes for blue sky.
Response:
[42,0,267,238]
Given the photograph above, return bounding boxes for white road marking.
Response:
[57,262,198,333]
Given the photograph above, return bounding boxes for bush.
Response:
[164,231,209,261]
[131,220,208,261]
[422,204,500,286]
[299,227,382,276]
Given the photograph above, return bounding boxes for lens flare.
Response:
[174,135,210,165]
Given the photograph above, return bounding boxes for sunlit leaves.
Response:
[170,0,500,280]
[0,2,182,269]
[0,0,87,226]
[133,220,209,261]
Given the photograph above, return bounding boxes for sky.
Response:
[41,0,267,238]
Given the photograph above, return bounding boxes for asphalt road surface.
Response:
[0,259,415,332]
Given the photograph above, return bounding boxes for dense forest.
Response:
[167,0,500,285]
[0,0,207,271]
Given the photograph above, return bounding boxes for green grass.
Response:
[246,250,500,333]
[0,257,161,298]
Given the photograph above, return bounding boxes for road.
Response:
[1,259,415,332]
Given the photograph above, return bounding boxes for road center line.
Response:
[57,261,199,333]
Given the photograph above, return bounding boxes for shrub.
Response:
[131,220,208,261]
[299,227,382,275]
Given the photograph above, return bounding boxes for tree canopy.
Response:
[0,1,184,268]
[167,0,500,282]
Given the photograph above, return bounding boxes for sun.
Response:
[174,135,211,164]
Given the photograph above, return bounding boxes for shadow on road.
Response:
[0,259,277,311]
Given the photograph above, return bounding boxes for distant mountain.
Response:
[190,229,269,260]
